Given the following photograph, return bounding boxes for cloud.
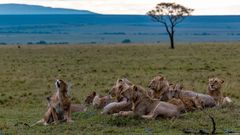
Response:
[0,0,240,15]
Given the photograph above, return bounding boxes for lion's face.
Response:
[167,84,183,99]
[148,75,169,92]
[109,78,132,98]
[120,85,145,103]
[208,78,224,91]
[55,79,68,93]
[84,91,96,105]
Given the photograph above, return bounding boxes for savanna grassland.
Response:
[0,43,240,135]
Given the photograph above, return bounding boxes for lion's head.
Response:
[109,78,132,98]
[119,85,146,103]
[148,75,170,92]
[84,91,97,105]
[167,83,183,99]
[55,79,68,94]
[208,77,224,91]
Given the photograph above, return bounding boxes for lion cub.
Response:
[84,91,114,109]
[208,77,232,106]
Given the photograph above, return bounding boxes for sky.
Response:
[0,0,240,15]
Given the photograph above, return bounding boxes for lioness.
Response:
[53,79,72,122]
[102,78,133,114]
[168,96,204,112]
[116,85,181,119]
[172,88,216,108]
[148,75,170,100]
[149,75,216,108]
[208,77,232,106]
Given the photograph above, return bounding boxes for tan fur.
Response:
[117,85,181,119]
[208,77,232,106]
[101,78,133,114]
[37,79,72,126]
[168,96,203,112]
[148,75,170,100]
[101,98,132,114]
[92,95,114,109]
[167,98,186,113]
[173,89,216,108]
[84,91,114,109]
[71,104,87,112]
[109,78,133,98]
[54,79,72,123]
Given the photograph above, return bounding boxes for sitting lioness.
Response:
[208,77,232,106]
[148,75,170,100]
[32,80,74,126]
[102,78,133,114]
[115,85,181,119]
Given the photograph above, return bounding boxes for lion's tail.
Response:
[30,119,45,127]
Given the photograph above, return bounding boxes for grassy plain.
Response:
[0,43,240,134]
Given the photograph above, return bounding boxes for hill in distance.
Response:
[0,4,96,15]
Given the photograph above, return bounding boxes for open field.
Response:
[0,15,240,44]
[0,43,240,134]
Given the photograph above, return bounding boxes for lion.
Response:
[168,96,204,112]
[36,80,72,125]
[208,77,232,106]
[102,78,133,114]
[172,88,216,108]
[148,75,215,108]
[84,91,97,105]
[92,95,114,109]
[109,78,133,98]
[84,91,115,109]
[115,85,181,119]
[31,96,64,126]
[148,75,170,100]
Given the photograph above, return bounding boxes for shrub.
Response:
[121,39,131,44]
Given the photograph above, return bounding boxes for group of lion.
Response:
[34,75,232,126]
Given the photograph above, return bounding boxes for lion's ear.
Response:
[92,91,96,96]
[119,79,123,82]
[159,76,165,81]
[220,79,224,84]
[132,85,138,91]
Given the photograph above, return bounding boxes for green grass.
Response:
[0,43,240,134]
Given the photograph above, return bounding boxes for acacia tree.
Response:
[147,3,193,49]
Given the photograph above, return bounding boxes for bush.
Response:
[121,39,131,44]
[36,40,47,45]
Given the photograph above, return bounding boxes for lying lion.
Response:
[102,78,133,114]
[148,75,216,108]
[168,95,204,112]
[208,77,232,106]
[115,85,181,119]
[84,91,114,109]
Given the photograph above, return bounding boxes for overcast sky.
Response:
[0,0,240,15]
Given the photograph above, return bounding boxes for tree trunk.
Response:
[169,34,174,49]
